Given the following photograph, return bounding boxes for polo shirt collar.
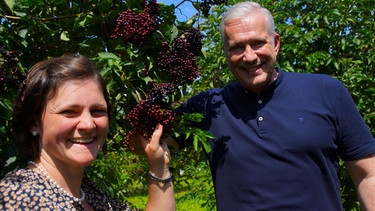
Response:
[237,67,284,97]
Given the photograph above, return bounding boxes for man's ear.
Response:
[274,33,281,54]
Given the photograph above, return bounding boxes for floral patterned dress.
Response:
[0,168,139,210]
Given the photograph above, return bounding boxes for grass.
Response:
[126,190,212,211]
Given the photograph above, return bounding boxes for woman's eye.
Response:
[92,109,108,117]
[61,110,78,117]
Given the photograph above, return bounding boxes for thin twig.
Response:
[4,13,83,21]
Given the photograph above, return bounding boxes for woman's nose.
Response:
[77,113,96,130]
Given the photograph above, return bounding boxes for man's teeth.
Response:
[247,65,260,71]
[70,138,94,143]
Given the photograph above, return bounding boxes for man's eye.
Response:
[229,45,244,53]
[252,42,265,49]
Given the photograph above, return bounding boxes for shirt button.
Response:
[258,100,262,104]
[258,116,264,121]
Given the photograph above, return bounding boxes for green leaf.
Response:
[201,139,211,153]
[333,60,339,70]
[185,130,191,139]
[13,11,26,17]
[78,12,94,27]
[142,76,152,84]
[4,0,15,13]
[98,52,119,60]
[0,98,12,119]
[193,135,198,151]
[100,66,111,77]
[169,25,179,43]
[18,28,28,39]
[60,31,69,41]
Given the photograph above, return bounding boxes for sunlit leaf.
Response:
[4,0,15,13]
[60,31,69,41]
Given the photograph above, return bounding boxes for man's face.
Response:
[224,12,280,95]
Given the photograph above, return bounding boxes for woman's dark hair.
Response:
[12,54,110,160]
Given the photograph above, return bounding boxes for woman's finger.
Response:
[148,124,163,150]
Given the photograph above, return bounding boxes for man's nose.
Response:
[243,45,257,62]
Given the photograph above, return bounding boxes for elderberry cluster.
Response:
[157,28,203,85]
[147,82,176,105]
[123,100,176,148]
[0,48,25,95]
[112,0,160,46]
[200,0,228,17]
[123,82,177,149]
[177,28,203,56]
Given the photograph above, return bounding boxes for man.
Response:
[170,1,375,210]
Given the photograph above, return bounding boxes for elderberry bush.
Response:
[121,27,204,149]
[113,1,215,151]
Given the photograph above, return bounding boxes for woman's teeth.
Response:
[70,138,94,144]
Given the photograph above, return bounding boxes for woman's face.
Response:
[36,79,109,167]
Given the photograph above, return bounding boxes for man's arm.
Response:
[345,154,375,210]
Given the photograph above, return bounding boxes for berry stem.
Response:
[127,79,143,102]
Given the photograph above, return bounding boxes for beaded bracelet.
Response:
[148,171,173,184]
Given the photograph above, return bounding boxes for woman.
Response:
[0,54,175,210]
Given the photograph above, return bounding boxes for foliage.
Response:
[86,145,215,210]
[86,148,149,209]
[1,0,374,210]
[194,4,232,92]
[172,147,216,210]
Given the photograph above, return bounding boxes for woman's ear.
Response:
[29,123,41,136]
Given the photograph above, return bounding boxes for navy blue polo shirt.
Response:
[175,68,375,210]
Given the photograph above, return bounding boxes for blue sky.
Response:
[159,0,197,21]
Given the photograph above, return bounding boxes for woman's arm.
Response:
[139,124,176,211]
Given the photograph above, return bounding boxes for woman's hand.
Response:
[142,124,175,211]
[139,124,171,177]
